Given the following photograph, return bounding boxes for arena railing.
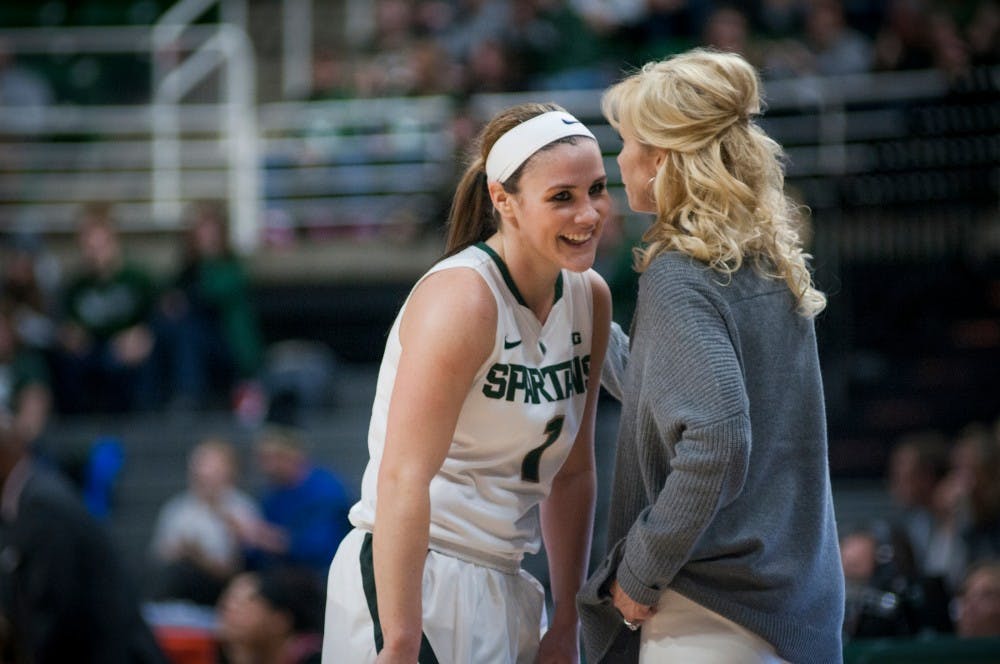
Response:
[0,21,259,253]
[470,66,997,262]
[0,19,994,270]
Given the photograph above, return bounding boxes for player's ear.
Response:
[489,181,514,218]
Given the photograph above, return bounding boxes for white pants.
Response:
[638,590,788,664]
[322,528,546,664]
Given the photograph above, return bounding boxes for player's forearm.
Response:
[373,477,430,658]
[541,464,596,627]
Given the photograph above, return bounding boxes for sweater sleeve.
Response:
[617,269,752,607]
[600,321,630,401]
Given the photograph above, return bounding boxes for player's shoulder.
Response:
[582,268,610,298]
[567,268,611,313]
[405,263,497,339]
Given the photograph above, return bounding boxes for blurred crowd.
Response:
[0,200,353,661]
[1,200,264,422]
[0,408,346,663]
[303,0,1000,101]
[841,419,1000,644]
[2,0,997,113]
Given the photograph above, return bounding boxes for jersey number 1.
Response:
[521,415,565,483]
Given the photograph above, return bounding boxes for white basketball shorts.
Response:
[322,528,546,663]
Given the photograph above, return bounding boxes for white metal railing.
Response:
[256,94,456,241]
[469,67,952,180]
[0,20,259,251]
[151,0,256,251]
[0,22,994,262]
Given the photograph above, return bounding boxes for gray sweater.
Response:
[578,252,844,663]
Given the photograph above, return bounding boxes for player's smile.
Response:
[560,231,595,246]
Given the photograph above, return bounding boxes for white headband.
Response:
[485,111,596,183]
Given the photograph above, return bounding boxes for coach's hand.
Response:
[610,580,656,630]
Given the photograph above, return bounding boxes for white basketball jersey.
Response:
[349,242,595,567]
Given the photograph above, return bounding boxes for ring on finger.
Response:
[623,618,640,631]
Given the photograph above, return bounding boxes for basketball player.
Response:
[323,103,612,664]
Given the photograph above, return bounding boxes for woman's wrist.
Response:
[380,632,422,660]
[548,603,581,632]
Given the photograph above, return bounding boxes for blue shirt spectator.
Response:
[238,423,352,579]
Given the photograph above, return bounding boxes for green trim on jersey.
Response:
[475,242,563,307]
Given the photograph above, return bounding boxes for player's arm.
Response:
[373,268,496,662]
[537,271,611,663]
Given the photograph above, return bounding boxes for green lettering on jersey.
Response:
[505,364,530,402]
[482,355,590,403]
[528,368,552,404]
[570,356,586,395]
[542,364,566,401]
[482,363,508,399]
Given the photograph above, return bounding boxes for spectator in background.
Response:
[460,37,521,93]
[306,47,353,101]
[352,0,422,97]
[216,568,325,664]
[841,527,911,639]
[409,38,463,96]
[874,0,935,71]
[623,0,710,65]
[0,232,60,352]
[967,0,1000,66]
[504,0,563,86]
[148,438,260,607]
[702,5,751,57]
[0,412,168,664]
[955,560,1000,638]
[764,0,873,78]
[803,0,873,75]
[840,523,952,639]
[236,408,352,581]
[157,201,263,411]
[439,0,510,64]
[926,9,973,83]
[956,424,1000,565]
[926,423,1000,594]
[700,5,781,80]
[757,0,807,39]
[886,430,950,572]
[514,0,616,90]
[0,308,51,446]
[53,203,160,412]
[0,39,54,135]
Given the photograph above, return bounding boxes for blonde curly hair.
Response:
[602,48,826,318]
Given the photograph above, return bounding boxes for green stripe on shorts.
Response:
[360,532,440,663]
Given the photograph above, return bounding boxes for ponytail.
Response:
[444,156,495,257]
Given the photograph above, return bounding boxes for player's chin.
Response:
[557,236,599,272]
